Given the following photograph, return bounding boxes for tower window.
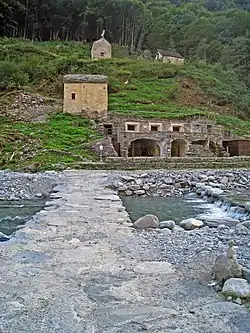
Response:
[71,93,76,100]
[100,52,105,57]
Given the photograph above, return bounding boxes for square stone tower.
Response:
[63,74,108,119]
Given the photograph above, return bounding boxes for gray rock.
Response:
[159,183,171,190]
[179,218,204,230]
[134,214,159,229]
[138,173,148,178]
[242,267,250,283]
[121,175,135,182]
[236,224,250,235]
[245,202,250,213]
[222,278,250,298]
[212,241,242,285]
[135,179,143,185]
[125,190,133,196]
[142,184,150,191]
[203,218,240,228]
[134,189,146,195]
[118,185,128,191]
[0,232,10,242]
[221,177,229,184]
[235,297,242,305]
[159,220,175,230]
[164,177,173,185]
[207,188,224,197]
[241,220,250,229]
[130,185,141,191]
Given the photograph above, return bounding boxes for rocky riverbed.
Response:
[112,170,250,225]
[0,170,59,200]
[1,170,250,332]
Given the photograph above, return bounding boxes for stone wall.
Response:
[63,75,108,119]
[73,156,250,170]
[105,114,225,157]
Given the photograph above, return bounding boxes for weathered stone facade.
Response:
[103,114,228,158]
[91,37,112,59]
[63,74,108,119]
[223,140,250,156]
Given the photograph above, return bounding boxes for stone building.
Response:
[102,114,228,158]
[155,49,184,65]
[91,30,112,59]
[223,140,250,156]
[62,73,238,159]
[63,74,108,119]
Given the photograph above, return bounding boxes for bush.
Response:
[0,61,29,88]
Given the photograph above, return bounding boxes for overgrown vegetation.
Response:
[0,113,102,171]
[1,38,250,121]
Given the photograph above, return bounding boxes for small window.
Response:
[151,125,159,132]
[207,125,212,134]
[71,93,76,100]
[173,126,181,132]
[127,124,136,131]
[100,52,105,57]
[104,124,113,135]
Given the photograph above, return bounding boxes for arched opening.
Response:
[171,139,188,157]
[209,141,217,155]
[128,139,160,157]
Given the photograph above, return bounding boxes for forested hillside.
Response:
[1,0,250,86]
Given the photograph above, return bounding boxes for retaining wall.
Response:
[72,156,250,170]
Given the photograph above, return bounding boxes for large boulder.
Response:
[222,278,250,298]
[134,214,159,229]
[212,241,242,285]
[206,188,224,197]
[179,218,204,230]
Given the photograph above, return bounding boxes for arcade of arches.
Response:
[127,138,220,158]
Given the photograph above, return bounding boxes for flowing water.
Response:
[0,200,46,236]
[122,193,249,223]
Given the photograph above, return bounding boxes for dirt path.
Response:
[0,170,250,332]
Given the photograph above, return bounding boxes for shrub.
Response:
[0,61,29,88]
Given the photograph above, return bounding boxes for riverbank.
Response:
[1,170,250,332]
[0,171,59,200]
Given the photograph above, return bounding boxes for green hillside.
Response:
[0,39,250,170]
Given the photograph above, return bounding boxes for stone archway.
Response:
[128,139,161,157]
[171,139,188,157]
[209,141,217,155]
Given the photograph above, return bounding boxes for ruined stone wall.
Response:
[106,114,224,157]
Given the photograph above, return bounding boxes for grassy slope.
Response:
[0,38,250,170]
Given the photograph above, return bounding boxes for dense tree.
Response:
[0,0,249,84]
